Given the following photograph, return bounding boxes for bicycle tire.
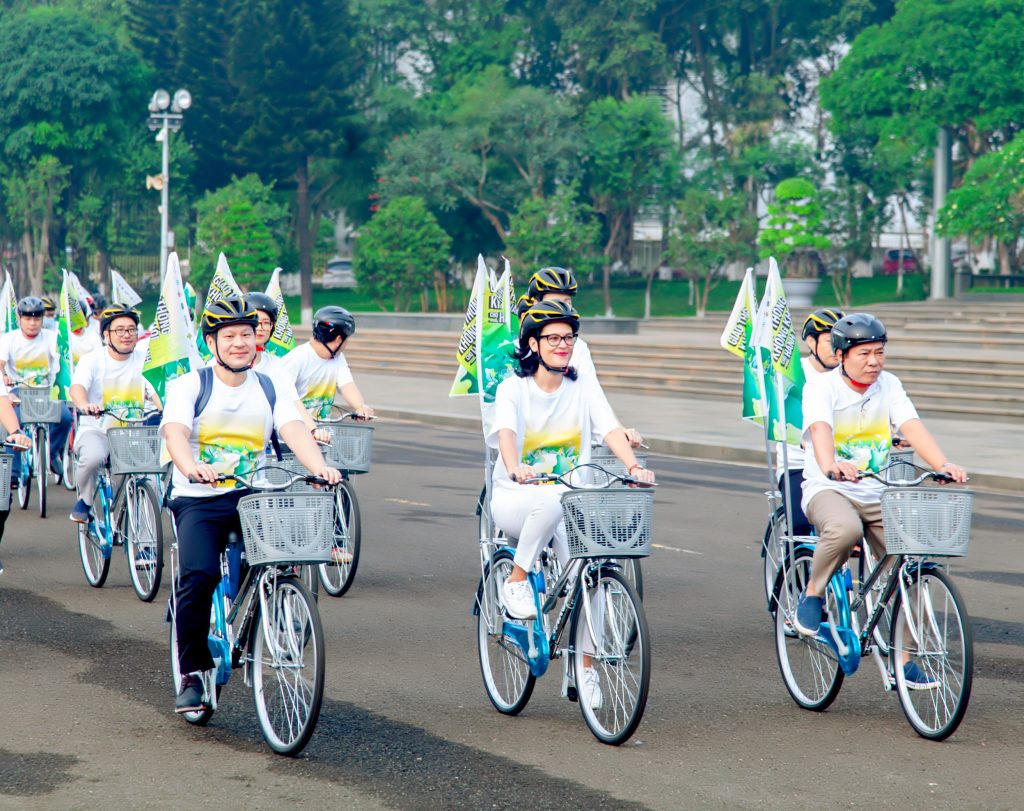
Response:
[762,506,787,613]
[77,521,110,587]
[476,548,536,714]
[620,558,644,600]
[62,427,76,491]
[250,574,325,756]
[571,565,650,745]
[318,480,360,597]
[890,565,973,741]
[168,613,215,726]
[17,444,30,510]
[774,546,844,711]
[35,426,47,518]
[125,479,164,603]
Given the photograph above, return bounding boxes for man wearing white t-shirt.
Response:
[794,314,967,676]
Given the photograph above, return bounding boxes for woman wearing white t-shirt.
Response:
[0,374,32,574]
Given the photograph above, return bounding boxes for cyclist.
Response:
[280,305,373,422]
[70,298,103,364]
[0,296,73,476]
[794,313,967,685]
[488,299,654,708]
[41,296,57,331]
[0,377,33,574]
[85,294,106,339]
[161,295,341,712]
[775,307,845,536]
[67,304,156,524]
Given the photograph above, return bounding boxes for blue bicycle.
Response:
[773,465,974,740]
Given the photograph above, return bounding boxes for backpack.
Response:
[193,365,283,461]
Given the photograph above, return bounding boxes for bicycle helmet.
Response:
[99,303,141,333]
[515,293,534,317]
[40,295,56,312]
[312,306,355,355]
[519,299,580,339]
[801,307,844,340]
[200,295,259,338]
[17,296,45,317]
[91,293,107,312]
[527,267,577,300]
[246,292,280,325]
[831,313,887,354]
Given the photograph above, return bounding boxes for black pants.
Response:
[170,489,246,675]
[779,468,813,537]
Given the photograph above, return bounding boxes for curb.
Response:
[376,407,1024,496]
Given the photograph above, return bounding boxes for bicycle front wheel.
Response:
[890,565,973,741]
[476,549,535,714]
[774,547,844,711]
[17,445,30,510]
[318,480,360,597]
[35,426,47,518]
[125,480,164,602]
[250,574,325,756]
[78,522,110,588]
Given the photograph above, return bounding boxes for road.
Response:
[1,420,1023,809]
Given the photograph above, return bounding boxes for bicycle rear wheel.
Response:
[78,521,110,587]
[619,559,644,599]
[62,427,76,491]
[762,506,786,612]
[125,480,164,602]
[251,574,325,756]
[318,480,360,597]
[35,426,47,518]
[571,565,650,745]
[476,549,535,714]
[890,565,973,741]
[774,547,844,711]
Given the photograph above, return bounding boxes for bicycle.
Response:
[474,464,655,745]
[12,383,62,519]
[75,408,166,602]
[60,408,78,491]
[773,463,974,740]
[167,468,334,756]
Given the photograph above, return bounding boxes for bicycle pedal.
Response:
[566,686,578,703]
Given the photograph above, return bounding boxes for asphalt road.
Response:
[1,420,1024,810]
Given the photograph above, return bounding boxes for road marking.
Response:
[653,543,702,555]
[384,497,431,507]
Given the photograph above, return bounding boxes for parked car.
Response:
[322,256,356,289]
[882,249,918,275]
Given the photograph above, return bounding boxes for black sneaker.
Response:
[175,673,208,713]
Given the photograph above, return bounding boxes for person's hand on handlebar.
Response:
[825,460,861,482]
[353,405,375,421]
[624,427,643,449]
[5,431,31,450]
[312,426,331,444]
[629,465,656,485]
[510,464,539,483]
[937,461,968,484]
[80,402,104,416]
[184,462,220,485]
[312,465,342,488]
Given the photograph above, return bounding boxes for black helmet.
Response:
[515,293,534,317]
[200,295,259,338]
[91,293,107,312]
[519,299,580,339]
[527,267,577,300]
[831,313,887,353]
[312,306,355,344]
[99,303,141,333]
[40,295,56,312]
[802,307,844,340]
[17,296,45,317]
[246,292,280,325]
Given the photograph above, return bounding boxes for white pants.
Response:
[74,429,109,506]
[490,483,570,572]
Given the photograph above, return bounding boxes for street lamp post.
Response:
[147,88,192,275]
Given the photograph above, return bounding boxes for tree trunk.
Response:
[601,212,624,317]
[295,156,314,325]
[998,241,1011,275]
[643,266,657,320]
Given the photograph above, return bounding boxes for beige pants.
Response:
[805,489,888,595]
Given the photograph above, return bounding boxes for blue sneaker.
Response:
[794,592,824,637]
[69,499,91,524]
[903,661,940,690]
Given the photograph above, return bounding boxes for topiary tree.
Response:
[354,196,452,312]
[758,177,832,277]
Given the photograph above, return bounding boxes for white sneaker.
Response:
[501,578,537,619]
[580,666,603,710]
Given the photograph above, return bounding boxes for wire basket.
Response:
[317,422,373,473]
[263,454,316,492]
[19,386,61,424]
[880,487,973,557]
[588,445,648,487]
[884,448,917,483]
[0,453,12,510]
[237,491,335,565]
[561,488,654,559]
[107,426,164,475]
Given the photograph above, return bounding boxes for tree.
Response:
[193,174,289,292]
[581,95,676,315]
[505,182,601,278]
[353,196,452,312]
[758,178,832,277]
[2,156,69,293]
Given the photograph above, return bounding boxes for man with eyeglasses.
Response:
[68,304,157,523]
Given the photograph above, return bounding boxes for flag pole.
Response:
[774,366,795,539]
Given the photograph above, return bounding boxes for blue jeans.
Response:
[11,402,72,479]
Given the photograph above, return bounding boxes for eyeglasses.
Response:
[540,333,578,347]
[109,328,138,337]
[257,319,274,329]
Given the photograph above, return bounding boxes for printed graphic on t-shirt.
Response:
[302,379,335,419]
[833,409,891,473]
[103,384,145,425]
[522,426,582,475]
[197,416,265,489]
[14,349,49,386]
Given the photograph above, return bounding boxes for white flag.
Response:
[110,269,143,307]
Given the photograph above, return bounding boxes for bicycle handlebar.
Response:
[827,466,956,486]
[74,406,162,424]
[512,462,658,489]
[316,405,376,424]
[187,467,335,491]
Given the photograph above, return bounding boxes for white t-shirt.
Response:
[487,373,620,489]
[71,329,102,364]
[160,369,302,499]
[71,347,150,433]
[572,338,596,379]
[280,343,354,420]
[205,350,300,404]
[801,368,919,509]
[0,330,58,387]
[775,356,824,475]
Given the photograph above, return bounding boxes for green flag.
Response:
[720,268,778,428]
[449,255,486,397]
[479,259,518,406]
[51,271,76,401]
[264,267,296,357]
[0,271,17,333]
[143,253,202,402]
[195,253,243,360]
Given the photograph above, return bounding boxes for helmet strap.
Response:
[839,357,870,390]
[808,335,837,371]
[213,338,253,374]
[538,356,570,376]
[108,342,133,358]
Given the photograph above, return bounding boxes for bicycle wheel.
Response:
[250,574,325,756]
[35,426,47,518]
[890,565,973,741]
[125,480,164,602]
[774,547,844,711]
[855,545,893,656]
[620,558,644,600]
[476,548,536,714]
[62,427,76,491]
[17,436,32,510]
[571,565,650,745]
[298,565,319,600]
[169,611,215,726]
[318,480,361,597]
[762,507,786,611]
[78,519,110,588]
